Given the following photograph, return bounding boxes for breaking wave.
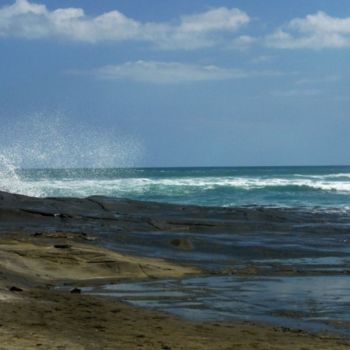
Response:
[0,153,42,197]
[0,115,349,208]
[0,167,349,208]
[0,113,143,197]
[8,175,350,196]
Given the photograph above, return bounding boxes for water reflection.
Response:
[83,275,350,336]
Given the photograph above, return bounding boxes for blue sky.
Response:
[0,0,350,167]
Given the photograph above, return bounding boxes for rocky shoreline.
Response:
[0,191,349,349]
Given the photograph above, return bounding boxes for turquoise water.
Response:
[2,166,350,208]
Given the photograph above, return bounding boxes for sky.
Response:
[0,0,350,167]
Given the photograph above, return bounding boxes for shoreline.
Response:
[1,234,349,350]
[0,191,349,349]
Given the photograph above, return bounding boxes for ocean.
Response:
[2,166,350,208]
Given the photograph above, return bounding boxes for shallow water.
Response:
[82,220,350,336]
[83,275,350,335]
[103,228,350,275]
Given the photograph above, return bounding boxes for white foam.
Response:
[6,175,350,198]
[295,173,350,179]
[0,153,42,197]
[0,113,143,196]
[0,113,349,199]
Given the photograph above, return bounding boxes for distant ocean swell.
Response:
[1,166,350,208]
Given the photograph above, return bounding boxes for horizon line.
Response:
[17,164,350,170]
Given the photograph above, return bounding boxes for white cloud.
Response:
[0,0,250,49]
[3,2,350,52]
[266,11,350,49]
[230,35,256,50]
[149,8,251,50]
[92,61,247,84]
[179,7,249,33]
[81,60,279,84]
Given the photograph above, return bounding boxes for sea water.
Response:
[1,166,350,208]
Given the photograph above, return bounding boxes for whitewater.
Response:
[1,166,350,208]
[1,115,349,208]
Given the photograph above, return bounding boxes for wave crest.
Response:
[0,113,143,196]
[3,175,350,199]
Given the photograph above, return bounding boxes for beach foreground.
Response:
[0,191,349,349]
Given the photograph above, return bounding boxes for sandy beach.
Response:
[0,191,349,349]
[0,235,349,350]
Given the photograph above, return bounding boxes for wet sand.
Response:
[0,191,350,349]
[1,235,349,350]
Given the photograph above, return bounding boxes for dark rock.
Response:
[9,286,23,292]
[70,288,81,294]
[170,238,193,250]
[110,309,121,314]
[0,190,349,238]
[54,244,71,249]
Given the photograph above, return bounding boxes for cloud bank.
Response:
[266,11,350,49]
[2,1,350,52]
[0,0,250,49]
[84,60,279,84]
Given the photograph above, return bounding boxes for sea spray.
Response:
[0,152,42,196]
[1,113,143,169]
[1,115,350,208]
[0,113,143,196]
